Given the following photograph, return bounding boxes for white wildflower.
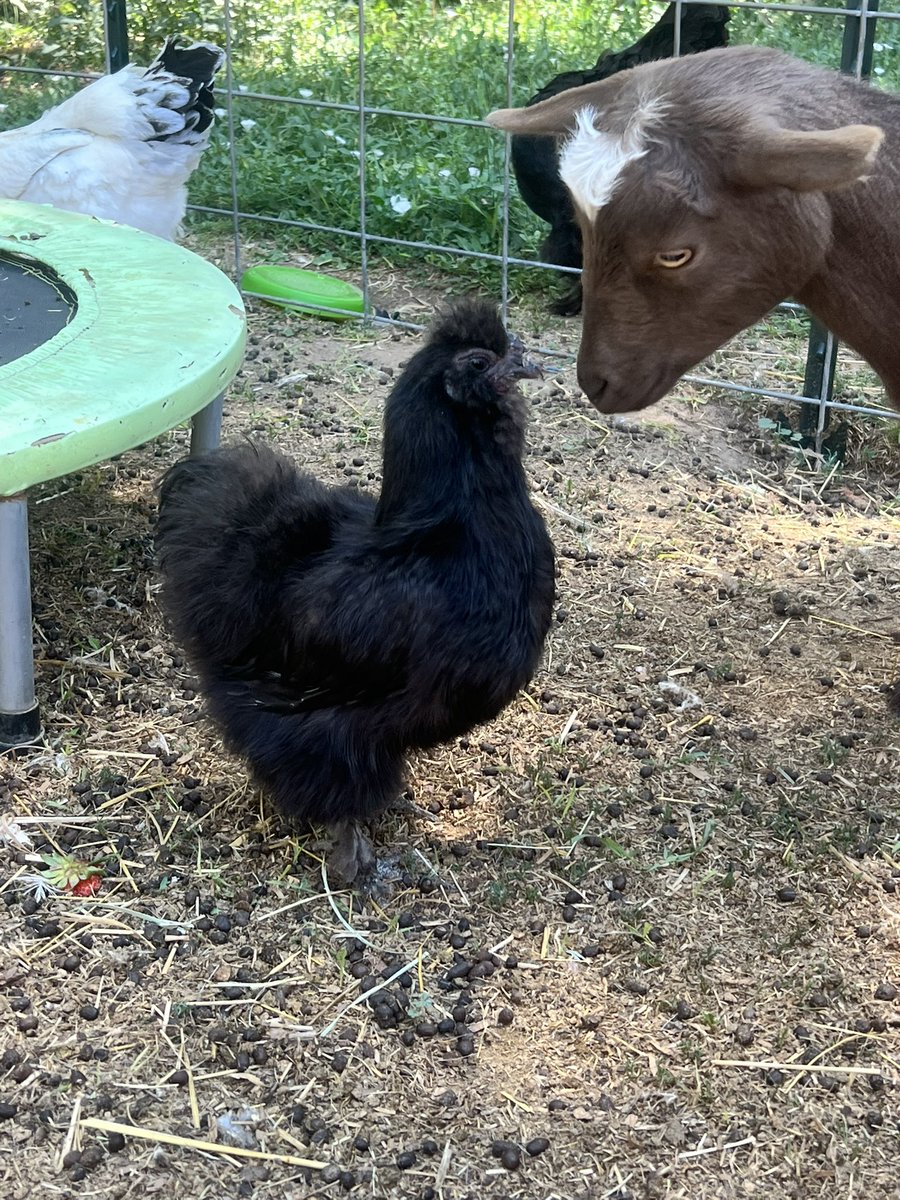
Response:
[240,118,257,131]
[334,134,347,146]
[438,168,451,178]
[468,166,480,178]
[298,88,313,98]
[389,194,412,214]
[372,149,384,158]
[214,107,227,118]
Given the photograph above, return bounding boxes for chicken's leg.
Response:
[327,819,376,887]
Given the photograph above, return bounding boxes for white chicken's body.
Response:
[0,39,225,240]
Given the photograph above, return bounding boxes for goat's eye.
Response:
[654,248,693,269]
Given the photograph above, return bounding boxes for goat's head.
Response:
[488,49,883,414]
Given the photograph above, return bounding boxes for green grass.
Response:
[4,0,900,288]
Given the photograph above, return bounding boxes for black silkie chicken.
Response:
[155,301,555,885]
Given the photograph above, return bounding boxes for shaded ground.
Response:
[1,260,899,1200]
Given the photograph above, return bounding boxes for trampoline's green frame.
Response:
[0,199,246,747]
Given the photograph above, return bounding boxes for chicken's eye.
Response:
[469,355,490,372]
[654,248,693,269]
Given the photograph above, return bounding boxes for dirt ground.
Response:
[1,255,899,1200]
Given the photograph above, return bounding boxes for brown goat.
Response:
[487,46,899,415]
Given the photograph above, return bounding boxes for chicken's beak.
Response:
[503,334,543,382]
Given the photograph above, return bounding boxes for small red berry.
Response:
[70,875,102,897]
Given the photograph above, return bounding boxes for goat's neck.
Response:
[797,186,900,408]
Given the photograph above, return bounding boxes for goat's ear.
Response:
[487,72,632,135]
[486,89,598,136]
[732,123,884,193]
[486,105,573,136]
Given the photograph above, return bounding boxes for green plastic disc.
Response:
[241,264,365,320]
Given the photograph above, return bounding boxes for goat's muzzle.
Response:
[577,355,679,415]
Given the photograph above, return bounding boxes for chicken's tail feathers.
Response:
[155,444,299,666]
[149,37,226,84]
[36,36,227,146]
[144,37,226,140]
[155,444,372,668]
[155,444,287,543]
[155,452,212,509]
[139,37,226,144]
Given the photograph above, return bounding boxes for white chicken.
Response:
[0,38,225,240]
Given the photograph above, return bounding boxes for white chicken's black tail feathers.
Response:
[142,37,225,143]
[150,37,226,84]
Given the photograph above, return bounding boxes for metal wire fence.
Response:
[3,0,900,438]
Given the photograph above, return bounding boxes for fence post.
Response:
[103,1,129,73]
[800,0,879,440]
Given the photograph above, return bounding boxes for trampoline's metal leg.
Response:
[0,495,41,749]
[190,392,224,456]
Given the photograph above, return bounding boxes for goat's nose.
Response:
[576,360,608,405]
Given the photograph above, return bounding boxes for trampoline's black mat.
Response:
[0,252,77,368]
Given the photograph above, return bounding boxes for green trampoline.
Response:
[0,199,246,748]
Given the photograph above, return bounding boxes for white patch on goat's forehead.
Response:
[559,97,664,219]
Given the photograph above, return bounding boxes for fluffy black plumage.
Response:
[156,300,555,883]
[511,3,730,315]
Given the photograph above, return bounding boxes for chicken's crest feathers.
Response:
[425,298,510,359]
